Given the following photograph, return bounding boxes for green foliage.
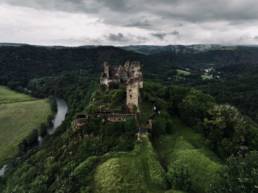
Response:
[167,166,192,192]
[25,129,39,147]
[156,117,223,193]
[39,123,48,137]
[178,89,215,127]
[212,151,258,193]
[153,117,167,136]
[203,104,248,157]
[1,45,258,193]
[166,137,222,193]
[176,69,191,76]
[94,136,167,193]
[166,85,258,159]
[87,87,126,113]
[73,156,99,178]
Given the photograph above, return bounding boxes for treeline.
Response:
[2,111,138,193]
[142,82,258,193]
[2,44,258,125]
[164,85,258,158]
[0,45,141,89]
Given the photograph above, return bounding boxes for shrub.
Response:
[203,104,248,157]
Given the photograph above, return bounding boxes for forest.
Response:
[0,44,258,193]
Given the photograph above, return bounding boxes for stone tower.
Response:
[100,62,110,87]
[126,80,140,112]
[99,60,143,113]
[126,61,143,112]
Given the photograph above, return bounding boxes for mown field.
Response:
[0,86,52,165]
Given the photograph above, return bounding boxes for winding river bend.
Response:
[48,98,68,135]
[0,98,68,177]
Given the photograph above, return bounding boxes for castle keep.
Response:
[72,61,154,142]
[100,61,143,112]
[72,61,144,131]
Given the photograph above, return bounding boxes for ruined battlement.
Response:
[72,112,136,130]
[100,61,143,113]
[100,61,143,87]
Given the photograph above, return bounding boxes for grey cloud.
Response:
[99,0,130,11]
[126,19,152,28]
[107,33,128,42]
[1,0,101,13]
[1,0,258,45]
[106,33,148,44]
[171,31,180,36]
[255,36,258,40]
[3,0,258,24]
[152,31,180,40]
[152,33,167,40]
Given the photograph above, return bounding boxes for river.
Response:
[48,98,68,135]
[0,165,7,177]
[0,98,68,177]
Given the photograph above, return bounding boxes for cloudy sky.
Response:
[1,0,258,46]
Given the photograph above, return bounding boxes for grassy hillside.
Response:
[0,86,52,165]
[1,80,257,193]
[94,135,167,193]
[93,117,223,193]
[155,117,223,193]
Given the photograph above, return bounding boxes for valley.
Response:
[1,0,258,192]
[0,45,258,193]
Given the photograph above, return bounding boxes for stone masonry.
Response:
[100,61,143,112]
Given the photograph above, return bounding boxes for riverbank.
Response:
[0,95,68,177]
[48,98,68,135]
[0,86,52,166]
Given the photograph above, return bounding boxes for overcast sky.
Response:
[1,0,258,46]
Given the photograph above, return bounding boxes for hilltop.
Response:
[0,44,258,192]
[1,60,258,193]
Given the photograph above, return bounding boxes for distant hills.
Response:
[2,43,258,85]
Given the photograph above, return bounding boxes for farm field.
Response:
[0,86,52,165]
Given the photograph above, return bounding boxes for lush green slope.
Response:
[155,117,222,193]
[93,117,223,193]
[0,86,52,164]
[1,79,258,193]
[94,135,167,193]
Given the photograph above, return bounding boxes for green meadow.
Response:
[0,86,52,165]
[94,135,167,193]
[155,117,223,193]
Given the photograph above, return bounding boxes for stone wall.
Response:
[126,81,140,112]
[100,60,143,112]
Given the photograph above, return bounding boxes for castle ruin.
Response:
[100,61,143,112]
